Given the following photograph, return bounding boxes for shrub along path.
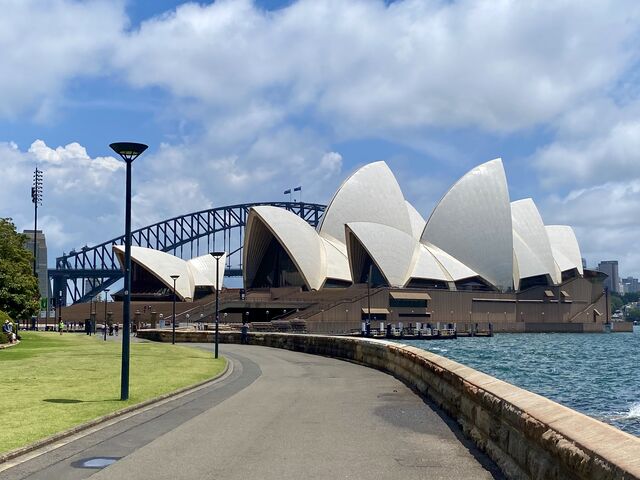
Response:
[0,331,225,454]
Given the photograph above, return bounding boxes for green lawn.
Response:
[0,332,225,454]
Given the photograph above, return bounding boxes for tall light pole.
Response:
[210,252,225,359]
[31,168,43,278]
[31,168,43,332]
[366,263,372,337]
[104,288,110,341]
[171,275,179,345]
[110,142,148,401]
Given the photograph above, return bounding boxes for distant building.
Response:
[23,230,48,298]
[598,260,620,293]
[622,276,640,294]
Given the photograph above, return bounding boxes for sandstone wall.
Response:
[138,330,640,479]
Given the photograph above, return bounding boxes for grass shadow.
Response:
[43,398,119,404]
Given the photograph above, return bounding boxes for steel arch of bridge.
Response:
[49,202,326,305]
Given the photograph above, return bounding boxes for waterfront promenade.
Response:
[1,344,502,480]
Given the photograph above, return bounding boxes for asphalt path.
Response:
[2,343,504,480]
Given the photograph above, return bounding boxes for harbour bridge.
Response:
[49,202,326,306]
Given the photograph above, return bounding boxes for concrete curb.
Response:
[0,340,20,350]
[0,357,230,466]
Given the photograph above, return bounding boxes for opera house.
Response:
[117,159,613,333]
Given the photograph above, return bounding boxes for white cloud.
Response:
[6,0,636,132]
[539,180,640,275]
[0,0,126,119]
[534,99,640,188]
[312,152,342,181]
[0,140,127,259]
[132,178,213,227]
[115,0,640,133]
[141,127,345,207]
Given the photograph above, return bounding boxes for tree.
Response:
[0,218,39,320]
[609,293,624,314]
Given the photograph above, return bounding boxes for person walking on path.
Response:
[58,319,64,335]
[114,323,119,336]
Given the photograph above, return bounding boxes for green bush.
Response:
[626,307,640,322]
[1,311,14,344]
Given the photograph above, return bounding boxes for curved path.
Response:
[2,344,503,480]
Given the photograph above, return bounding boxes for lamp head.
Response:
[170,275,180,280]
[210,251,225,259]
[109,142,148,163]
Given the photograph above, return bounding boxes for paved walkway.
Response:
[2,344,503,480]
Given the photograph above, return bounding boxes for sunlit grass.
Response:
[0,331,225,454]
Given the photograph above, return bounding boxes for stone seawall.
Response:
[138,330,640,480]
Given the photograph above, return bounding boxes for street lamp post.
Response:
[171,275,179,345]
[210,252,225,359]
[104,289,110,341]
[87,296,93,335]
[110,142,148,401]
[57,290,62,332]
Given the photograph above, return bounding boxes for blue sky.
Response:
[2,0,640,278]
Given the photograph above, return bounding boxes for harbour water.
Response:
[402,325,640,437]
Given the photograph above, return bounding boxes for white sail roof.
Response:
[421,159,513,291]
[408,244,451,283]
[423,243,478,281]
[511,199,560,285]
[346,222,417,287]
[239,160,585,295]
[545,225,584,275]
[405,201,426,241]
[320,236,352,283]
[113,245,194,301]
[318,161,412,244]
[244,206,326,290]
[187,253,226,290]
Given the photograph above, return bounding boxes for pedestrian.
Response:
[3,320,14,343]
[7,321,17,343]
[114,323,119,336]
[241,322,249,344]
[58,319,64,335]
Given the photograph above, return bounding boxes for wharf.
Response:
[457,331,493,337]
[348,326,494,341]
[377,332,457,340]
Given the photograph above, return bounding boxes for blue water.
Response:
[402,326,640,437]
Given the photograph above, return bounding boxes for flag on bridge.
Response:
[283,189,291,195]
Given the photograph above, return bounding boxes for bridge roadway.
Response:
[2,344,504,480]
